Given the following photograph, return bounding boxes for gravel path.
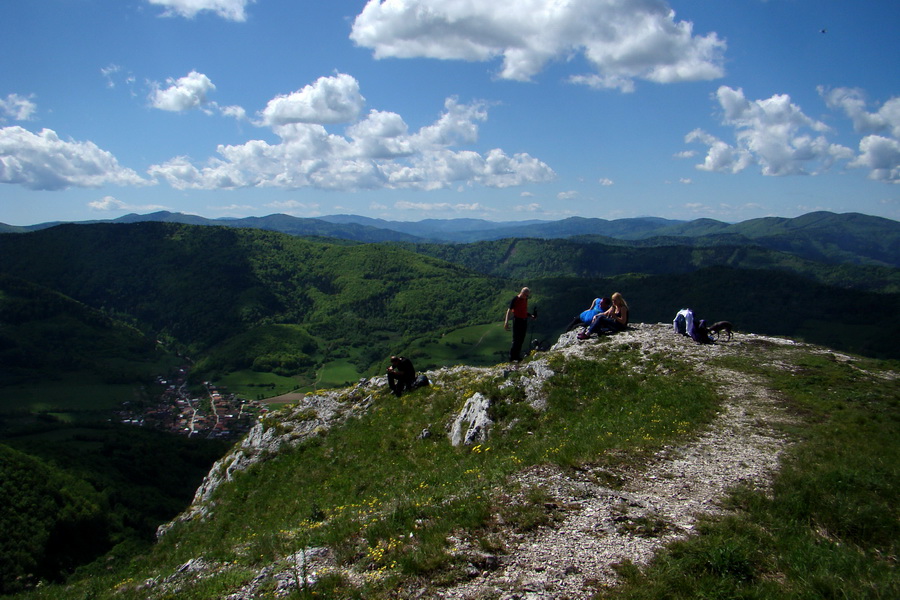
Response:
[438,324,799,600]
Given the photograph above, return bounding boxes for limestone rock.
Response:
[450,392,493,446]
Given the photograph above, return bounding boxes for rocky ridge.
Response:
[157,323,849,598]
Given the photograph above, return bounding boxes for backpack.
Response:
[674,308,693,335]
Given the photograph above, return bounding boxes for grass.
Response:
[15,341,719,599]
[599,349,900,600]
[220,322,509,400]
[315,358,362,389]
[219,369,302,400]
[10,341,898,599]
[405,323,510,369]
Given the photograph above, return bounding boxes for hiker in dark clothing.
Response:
[387,355,416,396]
[504,287,536,362]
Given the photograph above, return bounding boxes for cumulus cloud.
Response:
[219,105,247,121]
[850,135,900,183]
[0,94,37,121]
[685,86,853,176]
[149,71,216,112]
[147,0,254,21]
[149,76,555,192]
[88,195,168,212]
[394,201,487,212]
[820,87,900,138]
[259,73,365,126]
[819,88,900,183]
[557,190,579,200]
[0,126,150,190]
[350,0,725,91]
[265,199,322,214]
[598,177,614,186]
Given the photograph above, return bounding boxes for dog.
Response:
[707,321,733,341]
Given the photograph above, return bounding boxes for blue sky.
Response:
[2,0,899,226]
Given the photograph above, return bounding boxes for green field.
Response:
[222,323,514,400]
[316,358,363,389]
[405,322,512,369]
[219,369,302,400]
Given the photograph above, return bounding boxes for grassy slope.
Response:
[605,351,899,600]
[9,334,898,599]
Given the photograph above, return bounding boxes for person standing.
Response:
[504,287,535,362]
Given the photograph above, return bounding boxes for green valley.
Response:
[1,213,899,594]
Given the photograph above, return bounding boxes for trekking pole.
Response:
[528,305,537,353]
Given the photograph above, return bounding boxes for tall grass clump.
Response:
[601,350,900,600]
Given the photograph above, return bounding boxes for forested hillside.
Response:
[0,223,504,380]
[0,274,162,385]
[400,237,900,293]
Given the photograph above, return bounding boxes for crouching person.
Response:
[387,355,416,397]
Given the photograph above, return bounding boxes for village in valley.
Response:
[116,366,268,440]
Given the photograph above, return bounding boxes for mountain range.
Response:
[3,210,899,267]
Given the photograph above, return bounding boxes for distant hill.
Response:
[400,237,900,294]
[1,220,899,379]
[641,211,900,267]
[4,210,899,267]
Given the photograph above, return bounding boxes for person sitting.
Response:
[577,292,629,339]
[565,297,611,332]
[387,355,416,396]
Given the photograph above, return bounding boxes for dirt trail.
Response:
[439,324,800,600]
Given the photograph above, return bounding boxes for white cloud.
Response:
[557,190,579,200]
[515,202,542,212]
[0,94,37,121]
[147,0,254,21]
[685,86,853,176]
[89,196,126,211]
[850,135,900,183]
[679,178,692,184]
[102,64,137,96]
[598,178,614,186]
[88,195,167,212]
[101,64,122,88]
[219,105,247,121]
[393,201,487,212]
[350,0,725,91]
[149,80,555,192]
[820,87,900,138]
[264,200,322,214]
[208,204,255,213]
[259,73,365,126]
[149,71,216,112]
[0,126,150,190]
[817,88,900,183]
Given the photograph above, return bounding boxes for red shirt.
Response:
[509,294,529,319]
